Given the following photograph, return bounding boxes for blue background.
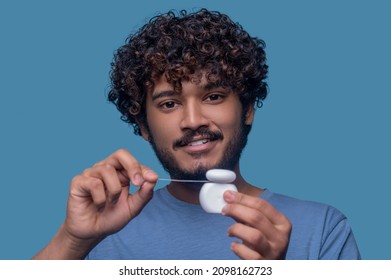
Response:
[1,0,390,259]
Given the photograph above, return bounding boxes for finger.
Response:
[127,175,156,217]
[222,201,276,238]
[230,241,263,260]
[103,149,143,186]
[83,164,123,205]
[223,191,289,227]
[94,162,129,186]
[141,166,159,183]
[228,223,271,256]
[101,149,157,187]
[70,175,107,211]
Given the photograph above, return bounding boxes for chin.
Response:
[185,158,222,172]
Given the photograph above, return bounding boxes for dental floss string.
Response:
[158,178,209,183]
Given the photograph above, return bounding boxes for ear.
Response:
[244,104,255,125]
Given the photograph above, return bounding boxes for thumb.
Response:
[127,180,156,217]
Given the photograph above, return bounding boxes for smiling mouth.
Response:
[173,129,224,149]
[187,139,210,146]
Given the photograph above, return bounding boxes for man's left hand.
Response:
[222,190,292,259]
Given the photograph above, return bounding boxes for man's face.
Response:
[141,74,254,180]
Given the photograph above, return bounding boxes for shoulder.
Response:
[261,189,345,223]
[262,190,360,259]
[261,189,349,244]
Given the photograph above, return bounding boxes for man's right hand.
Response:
[33,149,158,259]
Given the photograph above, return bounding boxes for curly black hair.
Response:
[108,9,268,135]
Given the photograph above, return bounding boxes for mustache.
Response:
[173,127,224,148]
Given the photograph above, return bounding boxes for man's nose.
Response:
[179,102,210,130]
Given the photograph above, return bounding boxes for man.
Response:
[34,9,360,260]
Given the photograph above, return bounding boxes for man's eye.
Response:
[206,94,223,102]
[160,101,177,109]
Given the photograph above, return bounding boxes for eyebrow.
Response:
[151,90,177,102]
[151,83,229,101]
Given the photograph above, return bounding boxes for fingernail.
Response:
[134,174,142,185]
[144,170,157,180]
[224,190,236,202]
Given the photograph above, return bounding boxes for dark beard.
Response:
[147,114,250,181]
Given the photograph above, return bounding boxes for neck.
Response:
[166,165,263,204]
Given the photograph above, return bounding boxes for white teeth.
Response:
[188,139,209,146]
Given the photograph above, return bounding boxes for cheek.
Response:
[147,112,178,145]
[208,105,242,131]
